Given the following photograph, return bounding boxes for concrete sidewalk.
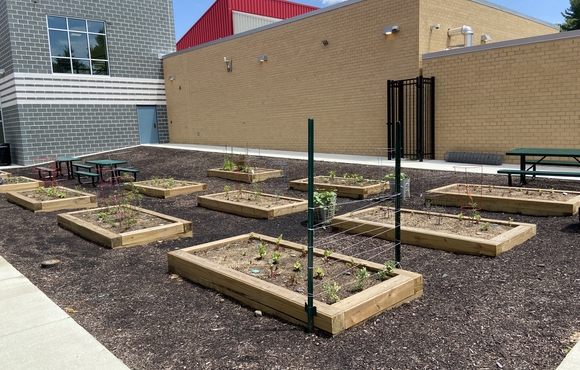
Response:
[0,256,129,370]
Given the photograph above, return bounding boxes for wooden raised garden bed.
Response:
[197,190,308,219]
[289,176,389,199]
[124,180,207,198]
[6,186,97,212]
[168,233,423,336]
[58,206,193,248]
[0,176,43,193]
[425,183,580,216]
[206,168,283,183]
[331,207,536,257]
[0,171,10,179]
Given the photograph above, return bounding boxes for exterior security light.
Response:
[168,75,176,81]
[0,68,5,75]
[383,26,400,35]
[258,56,267,63]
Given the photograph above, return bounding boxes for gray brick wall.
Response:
[157,105,169,144]
[13,104,144,165]
[5,0,175,79]
[0,0,12,73]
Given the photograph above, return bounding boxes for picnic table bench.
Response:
[498,148,580,186]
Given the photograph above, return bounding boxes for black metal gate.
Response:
[387,76,435,161]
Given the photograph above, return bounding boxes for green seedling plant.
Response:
[458,212,464,222]
[256,239,267,260]
[323,281,341,304]
[377,260,396,281]
[508,217,514,227]
[323,249,333,263]
[328,170,336,180]
[315,267,325,279]
[352,267,370,292]
[223,185,230,199]
[271,252,281,264]
[275,234,283,250]
[480,222,491,231]
[293,261,302,271]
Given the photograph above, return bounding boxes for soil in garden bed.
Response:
[2,146,580,370]
[352,206,514,239]
[78,206,172,233]
[16,186,92,201]
[193,237,392,304]
[446,183,577,201]
[208,190,303,208]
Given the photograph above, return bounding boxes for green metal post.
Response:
[305,118,316,332]
[395,121,402,265]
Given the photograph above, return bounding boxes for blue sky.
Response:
[173,0,570,40]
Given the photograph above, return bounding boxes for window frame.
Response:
[46,15,110,76]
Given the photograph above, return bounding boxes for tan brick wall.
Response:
[164,0,558,157]
[419,0,557,58]
[423,34,580,163]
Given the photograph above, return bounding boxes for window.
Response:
[47,16,109,75]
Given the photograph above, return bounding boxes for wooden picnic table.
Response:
[500,148,580,186]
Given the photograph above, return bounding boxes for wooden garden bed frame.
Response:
[331,207,536,257]
[197,191,308,219]
[6,186,97,212]
[206,168,284,183]
[125,180,207,198]
[0,171,10,179]
[58,206,193,248]
[0,177,43,193]
[425,183,580,216]
[289,176,389,199]
[168,233,423,336]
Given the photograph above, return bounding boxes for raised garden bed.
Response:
[289,176,389,199]
[57,205,193,248]
[197,190,308,219]
[0,176,43,193]
[0,171,10,179]
[167,233,423,336]
[206,168,284,183]
[124,179,207,198]
[425,183,580,216]
[6,186,97,212]
[331,206,536,257]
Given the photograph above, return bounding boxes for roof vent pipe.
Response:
[447,25,474,47]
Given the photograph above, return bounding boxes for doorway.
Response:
[137,106,159,144]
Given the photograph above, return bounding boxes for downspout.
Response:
[447,25,474,47]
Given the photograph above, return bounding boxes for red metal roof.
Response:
[176,0,318,51]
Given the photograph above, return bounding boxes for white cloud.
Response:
[322,0,348,5]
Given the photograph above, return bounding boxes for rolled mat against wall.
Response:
[444,152,503,165]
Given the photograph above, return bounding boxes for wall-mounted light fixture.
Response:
[258,56,268,63]
[0,68,5,75]
[224,57,232,72]
[322,40,329,46]
[383,25,400,35]
[168,75,175,81]
[430,24,440,31]
[481,34,492,44]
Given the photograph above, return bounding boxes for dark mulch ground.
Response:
[1,146,579,370]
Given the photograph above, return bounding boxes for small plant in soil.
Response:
[301,247,307,258]
[224,185,231,199]
[222,154,234,171]
[293,261,302,271]
[275,234,283,250]
[3,176,32,184]
[351,267,370,292]
[269,263,279,278]
[480,222,491,232]
[323,249,333,263]
[458,212,464,222]
[328,170,336,180]
[377,260,396,281]
[271,251,281,264]
[257,240,267,260]
[315,267,325,279]
[323,281,341,304]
